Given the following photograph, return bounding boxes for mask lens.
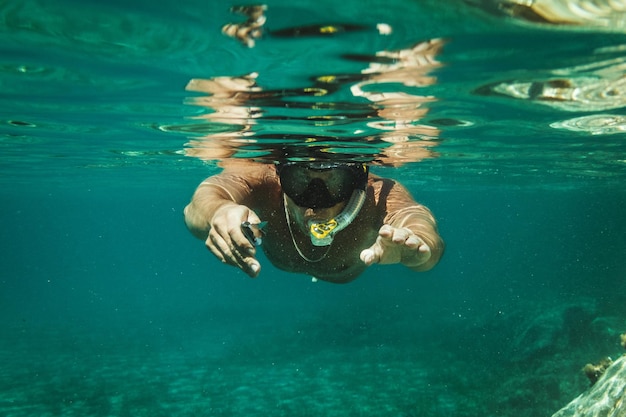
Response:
[278,163,368,208]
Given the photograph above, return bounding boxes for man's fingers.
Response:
[205,237,227,263]
[390,227,415,244]
[208,228,245,266]
[362,225,431,267]
[379,225,415,245]
[207,229,260,277]
[205,204,263,278]
[405,234,422,249]
[207,229,237,265]
[378,224,394,238]
[245,259,261,278]
[246,211,262,225]
[360,248,379,266]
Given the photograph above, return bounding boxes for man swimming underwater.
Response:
[184,160,444,283]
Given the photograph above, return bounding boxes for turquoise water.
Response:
[1,0,626,416]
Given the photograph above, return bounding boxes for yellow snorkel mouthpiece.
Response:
[306,189,367,246]
[309,218,338,240]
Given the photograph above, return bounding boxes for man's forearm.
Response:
[184,180,240,240]
[388,205,445,271]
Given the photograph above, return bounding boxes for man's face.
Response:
[284,195,346,235]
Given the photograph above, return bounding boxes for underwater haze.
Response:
[1,0,626,416]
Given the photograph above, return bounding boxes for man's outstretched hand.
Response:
[360,224,432,270]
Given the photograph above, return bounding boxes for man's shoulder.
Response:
[368,174,399,193]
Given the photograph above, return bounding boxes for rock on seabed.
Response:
[552,355,626,417]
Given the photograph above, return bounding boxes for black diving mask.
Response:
[277,162,369,208]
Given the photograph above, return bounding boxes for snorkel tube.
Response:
[307,188,367,246]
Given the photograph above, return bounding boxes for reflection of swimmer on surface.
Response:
[221,5,267,48]
[183,73,262,160]
[184,159,444,282]
[221,4,392,47]
[183,38,445,166]
[347,38,446,166]
[183,72,330,161]
[185,73,263,125]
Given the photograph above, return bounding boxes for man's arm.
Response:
[360,177,444,272]
[383,203,444,271]
[184,175,252,239]
[184,163,274,277]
